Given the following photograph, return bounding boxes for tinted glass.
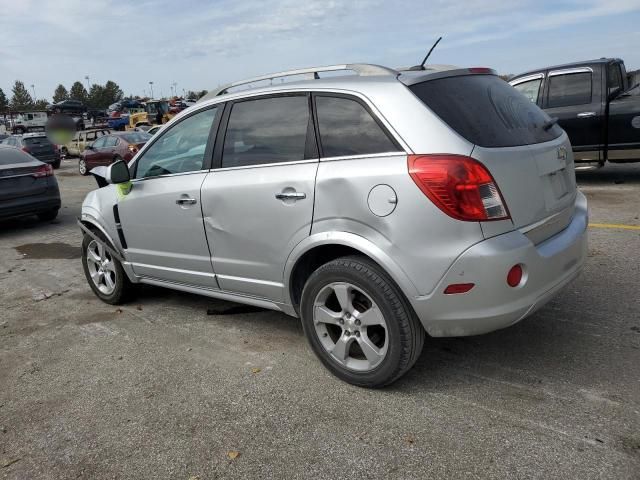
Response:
[547,72,592,108]
[513,78,542,103]
[222,96,308,168]
[23,137,52,147]
[607,63,623,96]
[410,75,562,148]
[93,137,106,149]
[315,96,399,157]
[135,106,218,179]
[0,148,32,165]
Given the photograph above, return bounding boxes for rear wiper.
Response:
[542,117,559,131]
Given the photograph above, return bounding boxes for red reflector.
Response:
[507,265,523,287]
[408,154,510,221]
[21,147,30,153]
[444,283,475,295]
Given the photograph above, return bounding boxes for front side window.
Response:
[607,63,623,96]
[547,72,592,108]
[135,106,218,179]
[315,96,399,157]
[222,95,309,168]
[92,137,107,149]
[513,78,542,103]
[105,136,118,147]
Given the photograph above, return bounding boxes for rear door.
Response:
[200,94,318,301]
[606,61,640,161]
[543,67,605,162]
[117,104,221,287]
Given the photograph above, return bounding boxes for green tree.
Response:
[10,81,34,110]
[0,88,8,113]
[34,99,49,110]
[103,80,123,105]
[69,81,88,104]
[52,84,69,103]
[87,84,106,109]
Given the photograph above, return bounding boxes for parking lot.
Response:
[1,159,639,479]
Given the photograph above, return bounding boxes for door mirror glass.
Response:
[608,86,622,101]
[106,160,130,184]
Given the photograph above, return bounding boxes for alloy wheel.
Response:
[85,240,117,295]
[313,282,388,372]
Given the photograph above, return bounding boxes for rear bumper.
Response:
[0,186,61,220]
[411,191,588,337]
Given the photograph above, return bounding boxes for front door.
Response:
[543,67,605,162]
[201,94,318,301]
[117,105,222,287]
[606,62,640,161]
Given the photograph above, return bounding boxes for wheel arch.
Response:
[284,232,419,314]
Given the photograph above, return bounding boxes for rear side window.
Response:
[0,148,32,165]
[105,137,118,147]
[512,78,542,103]
[222,96,309,168]
[410,74,562,148]
[547,72,592,108]
[315,96,399,157]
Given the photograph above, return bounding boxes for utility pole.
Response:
[84,75,90,90]
[149,81,154,99]
[30,84,36,99]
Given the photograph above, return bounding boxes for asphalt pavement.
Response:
[0,159,639,479]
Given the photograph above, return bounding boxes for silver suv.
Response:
[80,64,588,387]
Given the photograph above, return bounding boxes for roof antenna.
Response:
[409,36,443,71]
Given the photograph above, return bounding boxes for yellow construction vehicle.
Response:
[128,100,173,129]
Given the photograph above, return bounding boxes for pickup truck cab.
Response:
[510,58,640,165]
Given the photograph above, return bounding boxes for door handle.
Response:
[577,112,596,118]
[176,197,197,205]
[275,192,306,200]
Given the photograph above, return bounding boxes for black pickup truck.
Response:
[510,58,640,165]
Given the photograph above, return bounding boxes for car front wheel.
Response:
[300,256,425,388]
[78,159,88,175]
[81,231,133,304]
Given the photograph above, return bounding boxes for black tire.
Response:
[60,147,69,158]
[81,230,134,305]
[52,159,61,169]
[300,256,425,388]
[37,209,58,221]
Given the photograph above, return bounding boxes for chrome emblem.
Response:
[557,146,567,160]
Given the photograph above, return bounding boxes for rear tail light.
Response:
[32,164,53,178]
[127,144,138,154]
[408,154,510,221]
[21,147,30,153]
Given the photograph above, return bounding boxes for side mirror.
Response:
[85,145,94,150]
[106,160,130,184]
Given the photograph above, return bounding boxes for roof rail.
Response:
[199,63,398,102]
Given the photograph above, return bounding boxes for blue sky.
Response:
[1,0,639,100]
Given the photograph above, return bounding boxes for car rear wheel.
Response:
[300,256,425,388]
[82,231,133,304]
[60,147,69,158]
[52,159,61,169]
[78,159,88,175]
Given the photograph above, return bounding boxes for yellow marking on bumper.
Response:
[589,223,640,231]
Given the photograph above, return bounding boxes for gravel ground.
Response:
[0,159,639,479]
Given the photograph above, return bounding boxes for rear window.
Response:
[409,74,562,148]
[23,137,52,147]
[0,148,33,165]
[121,132,151,144]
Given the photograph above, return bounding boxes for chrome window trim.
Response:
[548,67,593,77]
[130,168,209,183]
[213,158,318,172]
[510,73,544,86]
[319,151,406,162]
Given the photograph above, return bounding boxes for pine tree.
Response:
[34,99,49,110]
[87,84,106,109]
[10,81,34,110]
[69,81,88,104]
[103,80,123,105]
[0,88,8,113]
[53,84,69,103]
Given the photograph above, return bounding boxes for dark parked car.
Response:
[1,133,61,168]
[78,131,151,175]
[510,57,640,165]
[49,99,87,114]
[0,145,61,222]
